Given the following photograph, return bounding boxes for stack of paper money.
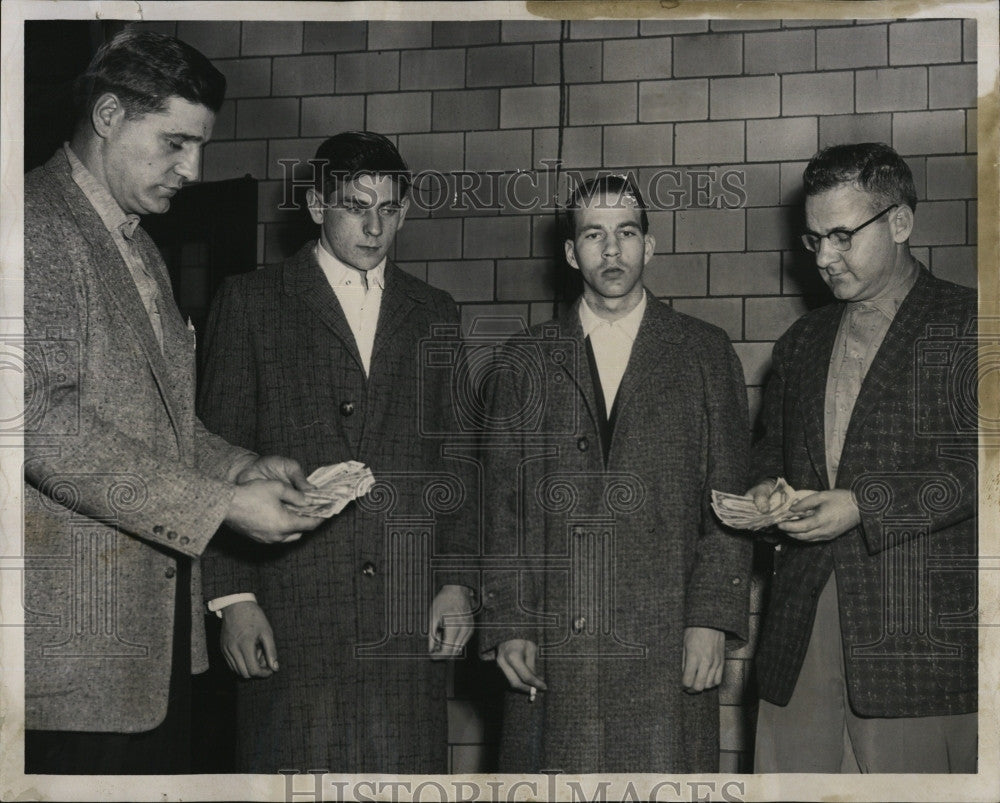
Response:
[289,460,376,518]
[711,478,813,531]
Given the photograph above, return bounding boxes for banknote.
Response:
[285,460,375,518]
[711,478,814,530]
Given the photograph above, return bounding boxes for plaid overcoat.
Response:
[197,243,473,772]
[22,150,252,733]
[478,295,752,773]
[752,269,978,717]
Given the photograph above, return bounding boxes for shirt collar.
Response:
[63,143,139,239]
[578,290,647,341]
[848,265,919,321]
[315,240,386,289]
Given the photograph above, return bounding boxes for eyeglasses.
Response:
[800,204,898,253]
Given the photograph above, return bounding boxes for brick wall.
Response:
[134,16,978,773]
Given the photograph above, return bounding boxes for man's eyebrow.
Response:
[164,132,206,143]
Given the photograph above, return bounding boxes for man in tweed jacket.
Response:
[478,175,752,773]
[22,32,320,774]
[197,132,476,773]
[749,143,977,772]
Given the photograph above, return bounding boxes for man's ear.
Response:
[889,204,915,244]
[564,239,579,270]
[643,233,656,265]
[91,93,125,140]
[396,195,410,231]
[306,187,326,226]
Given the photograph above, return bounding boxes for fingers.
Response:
[284,460,316,492]
[259,627,280,672]
[749,482,775,513]
[497,642,546,693]
[275,483,312,508]
[789,491,822,512]
[682,650,723,693]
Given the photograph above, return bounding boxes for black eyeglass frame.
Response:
[800,204,899,253]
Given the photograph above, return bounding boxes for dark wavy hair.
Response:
[312,131,412,200]
[74,30,225,122]
[803,142,918,212]
[563,174,650,239]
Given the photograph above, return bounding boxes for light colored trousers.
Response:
[755,573,976,773]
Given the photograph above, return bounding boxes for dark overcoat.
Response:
[23,150,252,733]
[197,244,472,772]
[478,295,752,773]
[752,269,978,717]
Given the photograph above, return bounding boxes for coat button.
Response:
[153,525,164,535]
[731,577,741,585]
[166,530,178,541]
[179,535,190,546]
[775,544,784,553]
[340,401,355,417]
[572,616,586,634]
[164,566,176,579]
[361,562,376,577]
[576,436,589,452]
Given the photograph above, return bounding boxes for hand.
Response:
[496,639,547,695]
[236,455,315,492]
[220,601,278,679]
[777,489,860,542]
[225,479,323,544]
[428,584,474,659]
[682,626,725,693]
[747,479,787,514]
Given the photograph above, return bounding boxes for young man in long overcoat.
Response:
[478,175,752,773]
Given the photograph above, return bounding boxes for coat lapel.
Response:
[610,295,685,430]
[50,157,184,438]
[283,244,366,375]
[839,271,929,466]
[553,300,603,440]
[370,262,419,365]
[799,307,843,489]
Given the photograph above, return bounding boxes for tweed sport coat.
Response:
[22,150,253,733]
[752,269,978,718]
[477,295,752,773]
[197,243,475,773]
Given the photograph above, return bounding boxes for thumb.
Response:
[275,482,310,507]
[286,461,316,492]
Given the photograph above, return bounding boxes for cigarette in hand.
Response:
[529,686,537,703]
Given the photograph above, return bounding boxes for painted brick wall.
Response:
[134,16,979,774]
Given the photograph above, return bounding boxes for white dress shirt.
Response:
[578,291,647,415]
[315,241,386,377]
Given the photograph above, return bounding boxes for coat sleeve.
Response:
[749,332,790,487]
[477,339,543,655]
[425,295,480,592]
[683,333,753,645]
[23,199,239,559]
[196,275,264,599]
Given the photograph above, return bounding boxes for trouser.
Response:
[25,558,193,774]
[755,572,976,773]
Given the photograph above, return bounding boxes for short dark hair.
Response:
[563,174,649,238]
[803,142,918,212]
[313,131,411,201]
[74,30,225,122]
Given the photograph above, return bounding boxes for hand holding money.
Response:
[711,478,813,531]
[283,460,376,518]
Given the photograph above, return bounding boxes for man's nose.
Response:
[814,237,840,271]
[175,148,200,183]
[363,209,382,237]
[602,235,621,257]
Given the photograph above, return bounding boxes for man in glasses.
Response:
[745,142,977,772]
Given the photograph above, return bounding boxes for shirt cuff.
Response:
[206,592,258,617]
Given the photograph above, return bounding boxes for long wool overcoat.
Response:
[197,243,474,773]
[478,294,752,773]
